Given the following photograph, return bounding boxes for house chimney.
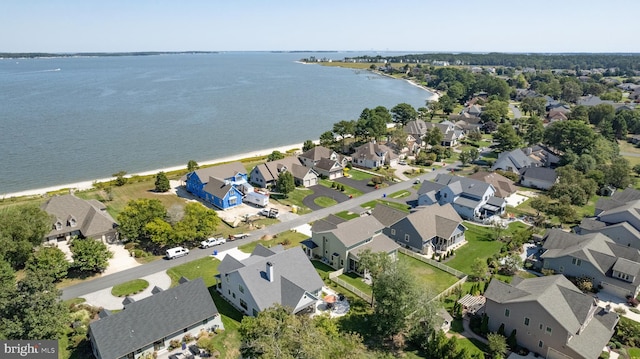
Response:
[266,261,274,282]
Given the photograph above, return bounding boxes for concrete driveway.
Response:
[302,185,350,211]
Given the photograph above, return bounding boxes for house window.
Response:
[546,326,552,335]
[202,319,209,325]
[538,340,543,348]
[559,266,564,273]
[341,260,344,266]
[444,193,447,198]
[253,309,259,317]
[524,317,530,326]
[539,323,543,330]
[572,258,582,266]
[239,284,244,294]
[404,234,410,242]
[229,196,238,205]
[391,229,396,236]
[240,299,248,310]
[504,309,510,317]
[184,328,188,333]
[232,292,236,299]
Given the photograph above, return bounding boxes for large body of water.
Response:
[0,52,433,195]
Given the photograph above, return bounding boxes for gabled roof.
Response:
[183,161,246,182]
[219,245,323,313]
[311,214,347,232]
[417,180,445,196]
[89,278,217,359]
[314,157,342,172]
[399,203,463,240]
[352,142,394,162]
[42,194,117,238]
[495,149,540,170]
[434,174,494,198]
[299,146,335,161]
[203,177,239,200]
[520,166,558,183]
[256,157,307,182]
[468,171,517,198]
[404,119,429,136]
[595,188,640,214]
[289,163,316,180]
[349,233,400,259]
[371,203,408,227]
[317,215,385,248]
[485,275,597,335]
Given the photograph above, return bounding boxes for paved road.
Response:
[61,164,459,300]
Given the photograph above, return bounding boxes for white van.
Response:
[166,246,189,259]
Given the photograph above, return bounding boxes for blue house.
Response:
[184,162,248,210]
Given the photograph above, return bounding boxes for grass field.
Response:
[237,230,308,254]
[346,169,375,181]
[166,256,221,287]
[272,188,312,214]
[333,210,361,221]
[319,178,362,198]
[445,222,524,274]
[400,253,459,298]
[361,199,410,212]
[111,279,149,297]
[389,189,411,198]
[314,196,338,208]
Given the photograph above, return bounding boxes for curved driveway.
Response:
[61,163,459,300]
[302,185,350,211]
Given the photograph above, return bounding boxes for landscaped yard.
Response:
[167,256,221,287]
[445,222,525,274]
[361,199,410,212]
[319,178,362,198]
[314,196,338,208]
[237,230,308,254]
[339,272,372,295]
[345,169,375,181]
[333,210,361,221]
[389,189,411,199]
[271,188,313,214]
[111,279,149,297]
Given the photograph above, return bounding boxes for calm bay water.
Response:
[0,52,432,194]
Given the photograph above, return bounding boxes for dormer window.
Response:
[69,218,77,227]
[55,222,62,230]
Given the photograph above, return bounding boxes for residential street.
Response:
[60,164,458,300]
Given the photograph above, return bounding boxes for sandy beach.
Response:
[1,142,307,199]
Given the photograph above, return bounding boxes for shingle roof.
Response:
[417,181,445,196]
[434,174,494,198]
[318,215,385,248]
[311,214,347,232]
[220,246,323,313]
[203,177,237,200]
[183,161,246,182]
[468,172,517,198]
[595,188,640,214]
[349,233,400,259]
[89,278,217,359]
[404,119,429,136]
[314,157,341,172]
[401,204,463,241]
[299,146,334,161]
[42,194,117,239]
[520,166,558,183]
[485,275,597,335]
[254,157,307,182]
[371,203,408,227]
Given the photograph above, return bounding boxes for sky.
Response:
[2,0,639,53]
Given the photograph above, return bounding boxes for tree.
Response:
[0,259,16,316]
[567,105,589,123]
[0,204,51,269]
[633,164,640,177]
[459,149,477,166]
[390,103,418,125]
[467,130,483,143]
[112,170,128,186]
[426,100,443,119]
[267,150,285,162]
[561,80,583,103]
[186,160,199,172]
[275,171,295,198]
[506,329,518,350]
[605,157,632,189]
[70,239,113,273]
[588,103,615,126]
[480,99,509,123]
[319,130,335,148]
[390,127,408,151]
[154,171,170,192]
[438,94,456,115]
[488,333,508,359]
[1,274,69,340]
[25,246,69,282]
[145,217,174,246]
[523,116,545,145]
[424,127,444,146]
[302,140,316,152]
[117,199,167,242]
[176,202,220,242]
[238,304,365,359]
[529,195,550,216]
[357,249,393,307]
[500,254,523,276]
[543,120,597,157]
[471,257,488,281]
[520,96,546,117]
[493,123,522,152]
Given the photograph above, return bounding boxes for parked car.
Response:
[259,208,280,218]
[166,246,189,259]
[398,160,407,165]
[200,237,225,248]
[230,233,250,240]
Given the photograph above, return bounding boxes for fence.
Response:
[328,269,373,303]
[398,247,466,278]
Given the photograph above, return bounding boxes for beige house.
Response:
[42,194,118,243]
[250,156,318,188]
[298,146,347,179]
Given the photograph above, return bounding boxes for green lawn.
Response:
[314,196,338,208]
[166,256,221,287]
[400,253,459,298]
[361,199,410,212]
[346,169,374,181]
[457,337,488,356]
[111,279,149,297]
[238,230,308,254]
[339,272,372,295]
[445,222,519,274]
[271,188,313,214]
[628,347,640,359]
[389,189,411,199]
[319,179,363,198]
[333,210,361,221]
[312,260,335,280]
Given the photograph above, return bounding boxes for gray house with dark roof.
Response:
[384,203,466,257]
[484,275,618,359]
[577,220,640,251]
[303,215,399,273]
[298,146,346,179]
[520,166,558,190]
[216,245,323,316]
[42,194,118,243]
[491,148,541,174]
[89,278,220,359]
[417,174,505,220]
[541,229,640,299]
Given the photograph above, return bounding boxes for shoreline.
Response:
[1,142,306,200]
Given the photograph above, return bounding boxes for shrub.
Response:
[280,239,291,246]
[124,242,136,250]
[614,307,627,315]
[169,339,181,351]
[183,333,195,343]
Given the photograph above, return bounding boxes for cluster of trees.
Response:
[117,199,220,247]
[348,53,640,72]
